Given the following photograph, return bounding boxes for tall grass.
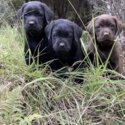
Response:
[0,23,125,125]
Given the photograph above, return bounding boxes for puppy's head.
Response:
[17,1,54,34]
[87,14,124,46]
[45,19,82,55]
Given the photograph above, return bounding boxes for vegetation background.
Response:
[0,0,125,125]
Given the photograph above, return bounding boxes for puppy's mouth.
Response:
[53,43,71,55]
[55,47,70,54]
[97,36,115,45]
[97,39,115,46]
[25,21,43,33]
[26,26,43,32]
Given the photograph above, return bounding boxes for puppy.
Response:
[17,1,54,65]
[44,19,84,70]
[87,14,124,74]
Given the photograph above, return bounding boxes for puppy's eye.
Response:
[109,24,115,29]
[68,33,73,37]
[24,12,31,16]
[96,26,100,29]
[52,34,57,38]
[24,12,35,17]
[95,26,101,32]
[35,12,42,16]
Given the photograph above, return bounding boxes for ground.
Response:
[0,24,125,125]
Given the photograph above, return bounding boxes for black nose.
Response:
[28,21,35,26]
[59,43,65,47]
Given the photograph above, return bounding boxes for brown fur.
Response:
[87,14,124,75]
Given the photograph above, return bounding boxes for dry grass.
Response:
[0,24,125,125]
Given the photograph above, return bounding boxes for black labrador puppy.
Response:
[44,19,84,70]
[17,1,54,65]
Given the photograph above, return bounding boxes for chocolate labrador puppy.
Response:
[87,14,124,74]
[17,1,54,65]
[44,19,84,70]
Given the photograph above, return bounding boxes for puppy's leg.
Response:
[50,60,63,71]
[114,43,125,76]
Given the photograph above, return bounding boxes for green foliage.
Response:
[1,87,23,125]
[0,23,125,125]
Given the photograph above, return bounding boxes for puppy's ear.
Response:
[87,21,93,35]
[72,22,82,43]
[42,3,54,24]
[17,3,27,19]
[45,21,55,41]
[72,23,84,61]
[113,16,125,34]
[87,17,98,36]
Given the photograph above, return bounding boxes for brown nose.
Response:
[104,31,110,36]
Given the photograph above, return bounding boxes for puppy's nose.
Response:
[28,21,35,26]
[59,43,65,47]
[104,32,110,36]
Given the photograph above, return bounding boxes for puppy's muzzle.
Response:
[102,30,112,41]
[104,31,110,37]
[59,42,65,48]
[58,42,66,52]
[25,19,43,33]
[53,41,70,55]
[28,20,35,26]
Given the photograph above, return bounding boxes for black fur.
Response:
[17,1,54,64]
[45,19,84,70]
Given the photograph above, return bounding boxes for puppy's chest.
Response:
[58,56,74,66]
[28,38,44,49]
[98,48,115,62]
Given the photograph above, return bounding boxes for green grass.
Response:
[0,24,125,125]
